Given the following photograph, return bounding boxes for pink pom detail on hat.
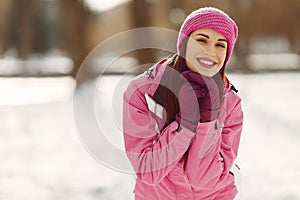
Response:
[177,7,238,65]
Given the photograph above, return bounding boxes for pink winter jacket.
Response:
[123,60,243,200]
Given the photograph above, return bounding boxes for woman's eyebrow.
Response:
[195,33,227,43]
[196,33,209,38]
[218,38,227,42]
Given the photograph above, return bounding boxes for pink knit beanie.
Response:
[177,7,238,65]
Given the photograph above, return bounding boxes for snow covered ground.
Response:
[1,72,300,200]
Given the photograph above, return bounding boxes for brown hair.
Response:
[153,37,226,130]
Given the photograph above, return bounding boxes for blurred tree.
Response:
[60,0,89,77]
[233,0,300,71]
[1,0,62,56]
[7,0,34,59]
[131,0,149,28]
[130,0,156,73]
[0,0,299,76]
[1,0,89,76]
[32,1,63,53]
[0,0,11,55]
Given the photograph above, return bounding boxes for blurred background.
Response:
[1,0,300,199]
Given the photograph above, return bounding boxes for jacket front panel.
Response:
[123,60,243,199]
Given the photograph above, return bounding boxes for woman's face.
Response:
[185,28,227,77]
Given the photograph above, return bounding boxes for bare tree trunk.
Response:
[131,0,149,28]
[0,0,11,54]
[12,0,34,59]
[60,0,88,78]
[131,0,156,74]
[235,37,252,72]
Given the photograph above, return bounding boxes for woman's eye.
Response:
[196,39,206,43]
[216,43,226,48]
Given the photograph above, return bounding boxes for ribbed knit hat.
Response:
[177,7,238,65]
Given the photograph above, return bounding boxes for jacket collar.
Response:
[147,59,237,94]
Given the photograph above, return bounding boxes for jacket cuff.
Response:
[196,120,218,135]
[176,122,197,138]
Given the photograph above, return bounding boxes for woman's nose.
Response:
[204,45,216,57]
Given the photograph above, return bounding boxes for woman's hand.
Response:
[175,75,201,132]
[181,71,224,122]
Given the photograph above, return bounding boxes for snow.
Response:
[246,53,300,70]
[230,73,300,200]
[0,53,73,76]
[1,72,300,199]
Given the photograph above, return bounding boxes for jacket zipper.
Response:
[182,161,196,199]
[182,162,192,189]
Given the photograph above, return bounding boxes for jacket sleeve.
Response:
[184,95,243,190]
[123,80,196,186]
[220,97,243,176]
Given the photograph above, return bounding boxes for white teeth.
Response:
[199,59,214,66]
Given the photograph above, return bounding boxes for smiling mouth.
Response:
[196,57,217,69]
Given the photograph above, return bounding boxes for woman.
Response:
[123,7,243,200]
